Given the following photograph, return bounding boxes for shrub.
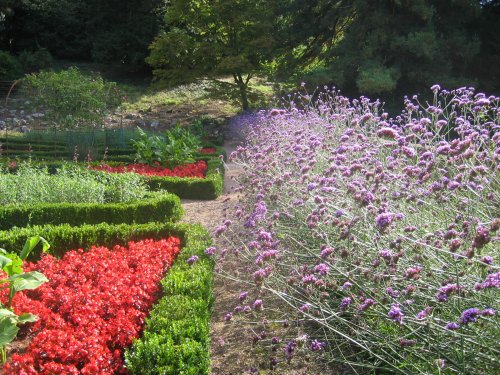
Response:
[0,164,149,205]
[18,48,53,73]
[0,51,22,80]
[21,67,123,129]
[217,87,499,374]
[132,126,201,168]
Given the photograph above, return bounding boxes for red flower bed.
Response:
[2,237,181,374]
[91,160,207,178]
[199,147,217,154]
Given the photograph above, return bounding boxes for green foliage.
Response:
[18,48,53,73]
[0,50,22,80]
[0,236,49,363]
[0,221,214,373]
[2,0,163,68]
[21,67,123,129]
[132,126,201,168]
[0,192,183,230]
[147,0,278,110]
[125,224,213,375]
[0,222,177,259]
[0,164,149,206]
[145,158,224,200]
[322,0,482,97]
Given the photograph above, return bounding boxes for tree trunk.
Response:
[234,73,250,111]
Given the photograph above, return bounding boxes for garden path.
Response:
[181,138,335,374]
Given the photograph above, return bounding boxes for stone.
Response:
[150,120,160,128]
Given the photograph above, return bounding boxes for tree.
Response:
[317,0,482,97]
[147,0,278,110]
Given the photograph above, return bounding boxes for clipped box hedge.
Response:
[3,155,225,200]
[0,221,214,374]
[144,158,224,200]
[0,192,183,230]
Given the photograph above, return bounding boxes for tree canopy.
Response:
[147,0,278,110]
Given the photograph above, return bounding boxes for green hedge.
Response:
[125,223,214,375]
[0,192,183,230]
[9,158,225,200]
[143,157,224,200]
[0,221,214,374]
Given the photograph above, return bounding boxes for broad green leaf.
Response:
[0,255,12,271]
[0,317,19,346]
[3,254,23,276]
[20,236,42,260]
[0,309,16,319]
[40,237,50,254]
[18,313,38,324]
[11,271,48,292]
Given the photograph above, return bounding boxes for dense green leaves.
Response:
[148,0,279,110]
[21,67,123,129]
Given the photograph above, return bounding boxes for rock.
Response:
[125,113,138,120]
[20,119,27,125]
[9,110,17,115]
[24,101,31,105]
[20,125,29,133]
[32,113,44,118]
[150,121,160,129]
[20,110,25,115]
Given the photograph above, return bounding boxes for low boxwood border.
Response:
[3,156,225,200]
[144,158,224,200]
[0,221,214,374]
[0,192,183,230]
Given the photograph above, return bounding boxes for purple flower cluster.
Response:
[217,86,499,373]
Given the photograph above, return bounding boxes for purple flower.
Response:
[239,291,248,302]
[377,127,399,139]
[474,272,500,291]
[416,307,433,320]
[310,340,326,352]
[445,322,460,330]
[358,298,376,312]
[378,249,392,259]
[214,225,227,236]
[431,84,441,93]
[339,297,352,311]
[186,255,199,265]
[299,303,311,313]
[375,212,394,230]
[253,299,263,310]
[284,341,297,358]
[386,287,399,298]
[320,247,334,258]
[341,281,353,290]
[481,308,496,317]
[481,255,493,265]
[314,263,330,276]
[388,304,404,324]
[224,312,233,321]
[460,308,480,324]
[399,338,416,347]
[204,246,216,256]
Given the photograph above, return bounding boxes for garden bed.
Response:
[0,222,214,374]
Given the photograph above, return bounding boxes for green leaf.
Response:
[20,236,41,260]
[0,255,12,271]
[10,271,48,292]
[0,317,19,346]
[18,313,38,324]
[3,254,23,276]
[40,237,50,254]
[0,309,16,319]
